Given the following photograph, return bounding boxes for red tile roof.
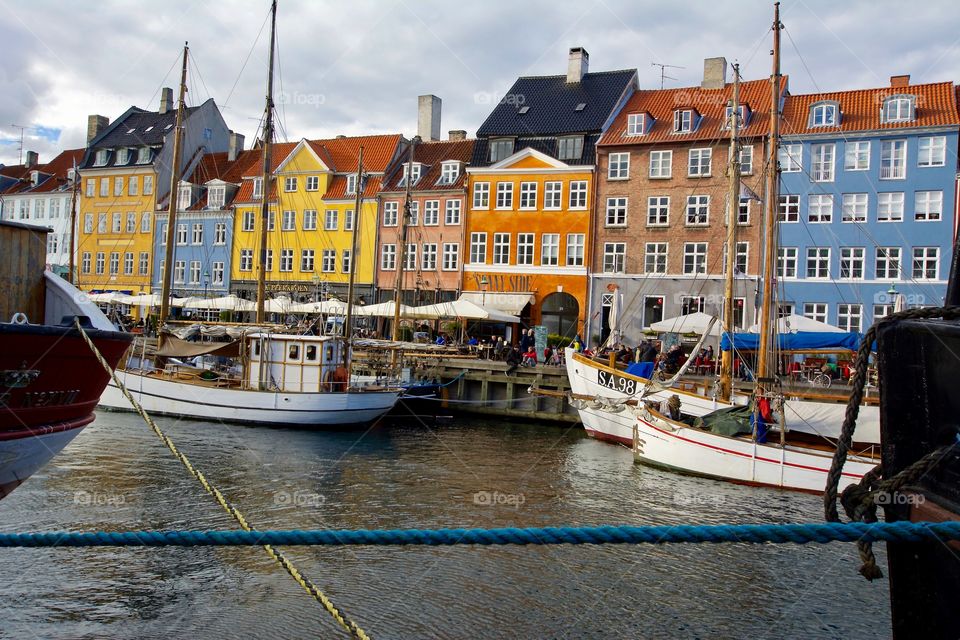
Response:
[307,134,402,172]
[599,77,786,146]
[381,139,474,192]
[322,175,382,201]
[1,148,84,195]
[782,81,960,135]
[242,141,299,177]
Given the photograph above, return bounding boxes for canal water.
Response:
[0,411,889,639]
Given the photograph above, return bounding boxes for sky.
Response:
[1,0,958,167]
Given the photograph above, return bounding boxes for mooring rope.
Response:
[75,319,371,640]
[2,520,958,548]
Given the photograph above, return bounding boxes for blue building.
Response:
[777,76,958,331]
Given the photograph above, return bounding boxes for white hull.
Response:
[99,369,400,426]
[0,424,87,497]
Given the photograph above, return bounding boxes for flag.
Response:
[740,181,762,202]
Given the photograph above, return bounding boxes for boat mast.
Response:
[391,136,418,340]
[719,63,741,402]
[343,146,363,372]
[158,42,190,334]
[255,0,278,324]
[67,160,80,283]
[757,2,781,383]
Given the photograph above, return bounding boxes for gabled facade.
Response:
[465,48,637,337]
[590,58,783,346]
[75,91,230,294]
[778,76,960,331]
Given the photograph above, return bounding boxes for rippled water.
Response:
[0,410,890,639]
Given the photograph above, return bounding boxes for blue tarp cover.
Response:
[720,331,862,352]
[625,362,655,379]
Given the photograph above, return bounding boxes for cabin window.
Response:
[288,344,300,361]
[306,345,318,361]
[252,341,260,358]
[325,345,334,361]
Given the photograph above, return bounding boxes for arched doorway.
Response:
[540,292,579,338]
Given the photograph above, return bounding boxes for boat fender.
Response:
[9,312,29,325]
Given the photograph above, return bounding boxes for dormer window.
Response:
[724,104,750,129]
[137,147,151,164]
[489,138,514,163]
[881,95,915,123]
[398,163,422,187]
[558,135,584,161]
[252,177,263,199]
[626,113,647,136]
[94,149,109,166]
[810,102,839,127]
[674,109,694,133]
[208,185,226,209]
[67,168,76,183]
[30,170,39,186]
[116,148,128,164]
[178,185,192,209]
[346,174,357,195]
[438,161,460,185]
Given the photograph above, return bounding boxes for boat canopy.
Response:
[720,331,862,352]
[155,335,241,358]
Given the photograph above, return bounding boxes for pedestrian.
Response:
[505,345,522,375]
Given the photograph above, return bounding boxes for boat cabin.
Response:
[247,333,346,393]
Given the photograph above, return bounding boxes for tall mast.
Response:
[255,0,278,324]
[343,146,364,369]
[719,63,741,401]
[391,136,418,340]
[757,2,781,382]
[158,42,189,332]
[67,160,79,283]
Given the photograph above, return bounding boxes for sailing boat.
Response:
[97,4,400,426]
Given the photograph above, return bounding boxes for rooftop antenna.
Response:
[651,62,684,89]
[9,124,30,165]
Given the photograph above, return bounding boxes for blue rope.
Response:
[0,521,957,548]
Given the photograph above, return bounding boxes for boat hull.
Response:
[0,415,94,498]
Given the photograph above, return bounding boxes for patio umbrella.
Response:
[650,311,721,336]
[747,313,845,334]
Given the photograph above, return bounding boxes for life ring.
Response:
[331,366,349,392]
[9,312,29,325]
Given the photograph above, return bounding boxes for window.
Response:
[688,148,712,177]
[644,243,667,274]
[740,146,754,175]
[808,194,833,223]
[541,234,559,266]
[519,182,537,209]
[284,176,298,192]
[496,182,513,209]
[876,247,901,280]
[252,177,263,199]
[191,223,203,245]
[85,179,95,197]
[407,201,419,226]
[779,144,802,172]
[493,233,511,265]
[118,148,131,165]
[874,304,894,322]
[211,262,224,285]
[277,249,293,272]
[881,96,914,123]
[445,199,461,225]
[603,243,626,273]
[726,242,749,275]
[404,244,417,271]
[683,243,707,274]
[214,222,226,245]
[303,209,317,230]
[647,196,669,226]
[569,181,588,208]
[472,182,490,209]
[81,252,91,274]
[341,250,352,274]
[46,234,58,254]
[306,176,319,191]
[94,149,108,166]
[300,249,315,273]
[673,109,693,133]
[128,175,139,196]
[383,201,398,226]
[178,184,194,209]
[915,191,942,221]
[95,252,105,275]
[242,210,255,231]
[517,233,534,265]
[470,232,487,264]
[605,197,627,227]
[325,209,338,230]
[566,233,584,266]
[239,249,253,271]
[98,213,107,233]
[778,195,800,222]
[281,210,295,231]
[842,193,868,223]
[840,247,865,279]
[422,243,437,271]
[49,198,60,219]
[806,247,830,279]
[541,182,562,210]
[189,261,201,284]
[442,243,459,271]
[112,213,122,233]
[137,147,151,164]
[804,303,828,324]
[880,140,907,179]
[84,213,93,233]
[778,247,798,278]
[724,105,748,129]
[810,103,837,127]
[685,195,709,226]
[143,175,153,195]
[344,209,354,231]
[159,223,167,245]
[680,296,703,315]
[173,260,184,283]
[608,152,630,179]
[107,252,120,275]
[736,198,750,225]
[627,113,646,135]
[489,138,514,163]
[139,252,149,275]
[878,192,904,222]
[439,162,460,185]
[176,223,187,245]
[844,141,870,171]
[558,135,584,161]
[345,174,357,195]
[126,212,137,232]
[912,247,939,280]
[918,136,946,167]
[267,210,276,232]
[100,178,109,197]
[649,150,672,178]
[322,249,336,273]
[264,250,273,272]
[811,143,835,182]
[838,304,863,332]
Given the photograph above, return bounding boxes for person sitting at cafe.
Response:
[522,345,538,367]
[467,335,479,346]
[640,342,658,363]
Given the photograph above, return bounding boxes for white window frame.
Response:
[441,243,459,271]
[880,139,907,180]
[877,192,904,222]
[444,199,461,225]
[541,233,559,266]
[683,242,707,275]
[470,232,487,264]
[806,247,830,279]
[608,152,630,180]
[839,247,865,280]
[918,136,946,167]
[519,182,538,210]
[472,182,490,209]
[685,195,709,226]
[687,148,712,177]
[605,197,628,227]
[811,143,835,182]
[841,193,868,223]
[647,196,669,226]
[569,181,588,209]
[495,182,514,209]
[844,141,870,171]
[566,233,584,266]
[875,247,901,280]
[808,194,833,223]
[649,150,672,178]
[914,191,942,222]
[603,243,626,273]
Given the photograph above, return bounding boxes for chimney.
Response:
[890,74,911,88]
[159,87,174,114]
[701,57,727,90]
[567,47,589,84]
[24,151,38,169]
[87,114,109,143]
[418,95,442,141]
[228,131,245,162]
[448,129,467,141]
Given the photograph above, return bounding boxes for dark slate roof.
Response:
[81,105,200,169]
[476,69,637,137]
[471,134,600,168]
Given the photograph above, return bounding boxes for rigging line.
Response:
[782,25,821,94]
[223,5,272,109]
[190,53,214,108]
[142,50,184,118]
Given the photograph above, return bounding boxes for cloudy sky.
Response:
[1,0,958,166]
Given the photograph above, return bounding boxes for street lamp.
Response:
[202,270,209,298]
[479,275,488,307]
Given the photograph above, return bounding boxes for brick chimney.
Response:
[24,151,38,169]
[448,130,467,141]
[159,87,174,114]
[701,57,727,90]
[87,114,109,143]
[890,74,911,88]
[228,131,245,162]
[567,47,589,84]
[418,95,442,141]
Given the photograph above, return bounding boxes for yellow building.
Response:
[230,135,402,303]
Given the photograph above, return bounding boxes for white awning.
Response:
[458,292,533,316]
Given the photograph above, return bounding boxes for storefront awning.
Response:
[458,292,534,316]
